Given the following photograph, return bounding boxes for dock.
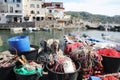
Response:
[0,21,120,32]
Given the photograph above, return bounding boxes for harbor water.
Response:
[0,29,119,52]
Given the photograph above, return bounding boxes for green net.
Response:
[14,66,43,76]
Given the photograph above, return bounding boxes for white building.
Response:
[0,0,64,23]
[42,2,64,20]
[0,0,23,23]
[22,0,46,22]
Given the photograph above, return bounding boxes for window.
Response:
[16,0,21,3]
[31,10,35,14]
[49,10,52,13]
[15,10,22,13]
[10,7,13,13]
[33,17,35,20]
[13,0,15,2]
[30,4,35,8]
[4,0,7,3]
[24,17,29,21]
[55,4,61,8]
[16,4,20,7]
[41,17,44,20]
[37,4,39,8]
[36,17,40,21]
[37,11,39,14]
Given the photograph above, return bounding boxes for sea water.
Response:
[0,29,119,52]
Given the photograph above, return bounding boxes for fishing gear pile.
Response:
[0,53,18,68]
[15,55,43,76]
[47,54,76,73]
[70,44,103,79]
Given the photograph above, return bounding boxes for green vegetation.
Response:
[65,11,120,24]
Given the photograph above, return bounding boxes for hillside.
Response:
[65,11,120,24]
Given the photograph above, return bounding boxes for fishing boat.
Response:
[82,35,120,51]
[64,33,120,51]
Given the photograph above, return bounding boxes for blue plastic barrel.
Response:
[8,36,30,53]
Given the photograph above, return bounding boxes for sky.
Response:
[45,0,120,16]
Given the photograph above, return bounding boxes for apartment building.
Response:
[0,0,64,23]
[0,0,23,23]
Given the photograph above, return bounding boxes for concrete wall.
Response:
[35,20,57,28]
[0,22,35,30]
[0,20,57,30]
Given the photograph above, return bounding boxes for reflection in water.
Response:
[0,29,71,52]
[0,36,3,46]
[0,29,119,52]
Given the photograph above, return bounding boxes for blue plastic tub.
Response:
[8,36,30,53]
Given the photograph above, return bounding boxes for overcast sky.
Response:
[46,0,120,16]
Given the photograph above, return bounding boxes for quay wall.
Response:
[0,20,120,32]
[35,20,57,28]
[0,20,57,30]
[0,22,35,30]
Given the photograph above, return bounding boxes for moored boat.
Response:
[42,27,52,31]
[10,27,23,33]
[26,27,40,31]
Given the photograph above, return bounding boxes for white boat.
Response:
[26,27,40,31]
[42,27,51,31]
[10,27,23,33]
[64,35,78,44]
[64,33,120,51]
[32,27,40,31]
[57,26,64,31]
[86,37,120,51]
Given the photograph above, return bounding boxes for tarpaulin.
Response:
[102,76,117,80]
[97,48,120,57]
